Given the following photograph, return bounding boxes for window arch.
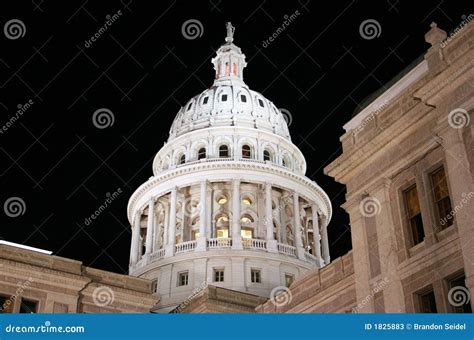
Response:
[179,154,186,164]
[282,155,291,168]
[225,62,230,76]
[263,149,272,162]
[240,214,254,224]
[242,144,252,159]
[198,147,206,160]
[219,144,229,158]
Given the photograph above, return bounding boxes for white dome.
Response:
[169,39,290,140]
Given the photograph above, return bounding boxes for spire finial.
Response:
[225,22,235,43]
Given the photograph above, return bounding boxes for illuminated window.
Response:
[221,94,228,102]
[198,147,206,160]
[241,229,253,239]
[192,230,200,240]
[19,299,37,313]
[216,229,229,238]
[263,149,271,161]
[217,196,228,205]
[431,167,453,229]
[240,215,254,224]
[404,185,424,246]
[242,197,252,205]
[178,271,189,287]
[258,99,264,107]
[242,144,251,159]
[251,269,261,283]
[203,97,209,104]
[216,214,229,223]
[240,94,247,102]
[214,269,224,282]
[179,154,185,164]
[285,274,294,288]
[233,63,237,75]
[219,145,229,158]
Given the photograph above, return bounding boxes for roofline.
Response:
[0,240,52,255]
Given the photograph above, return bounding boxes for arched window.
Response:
[179,154,185,164]
[263,149,271,161]
[242,196,252,206]
[282,155,290,168]
[233,63,237,76]
[242,144,251,159]
[240,214,254,224]
[225,62,230,76]
[198,147,206,160]
[219,145,229,158]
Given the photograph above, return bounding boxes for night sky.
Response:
[0,0,469,274]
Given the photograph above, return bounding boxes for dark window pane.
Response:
[20,300,37,314]
[419,290,437,313]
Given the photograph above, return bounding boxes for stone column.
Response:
[311,205,323,267]
[163,201,169,248]
[130,212,141,266]
[320,216,330,264]
[165,187,177,258]
[265,182,277,252]
[293,192,305,260]
[145,199,154,255]
[196,180,208,251]
[232,179,242,249]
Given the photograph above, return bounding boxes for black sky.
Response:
[0,0,470,273]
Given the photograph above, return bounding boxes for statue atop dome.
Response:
[225,22,235,43]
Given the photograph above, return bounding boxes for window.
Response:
[263,149,271,161]
[431,167,453,229]
[179,154,185,164]
[241,229,253,239]
[198,147,206,160]
[242,144,251,159]
[282,156,290,168]
[178,271,189,287]
[221,94,228,102]
[448,274,472,313]
[19,299,37,313]
[219,145,229,158]
[404,185,425,246]
[242,197,252,205]
[251,269,261,283]
[0,295,14,313]
[217,196,228,205]
[240,94,247,102]
[216,214,229,223]
[233,63,237,76]
[214,269,224,282]
[187,102,192,111]
[152,279,158,293]
[418,289,437,313]
[216,228,229,238]
[203,96,209,104]
[258,99,264,107]
[192,230,200,240]
[285,274,294,288]
[225,62,230,76]
[240,215,254,224]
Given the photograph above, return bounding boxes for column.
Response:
[196,180,207,251]
[293,192,305,259]
[320,217,330,264]
[311,205,323,267]
[265,182,277,252]
[165,187,177,257]
[232,179,242,249]
[130,211,141,266]
[163,202,169,248]
[145,198,154,254]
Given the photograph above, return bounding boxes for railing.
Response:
[304,251,319,263]
[175,240,197,254]
[242,238,267,250]
[150,248,166,260]
[207,238,232,249]
[277,243,296,257]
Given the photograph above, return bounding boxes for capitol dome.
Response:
[127,23,332,312]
